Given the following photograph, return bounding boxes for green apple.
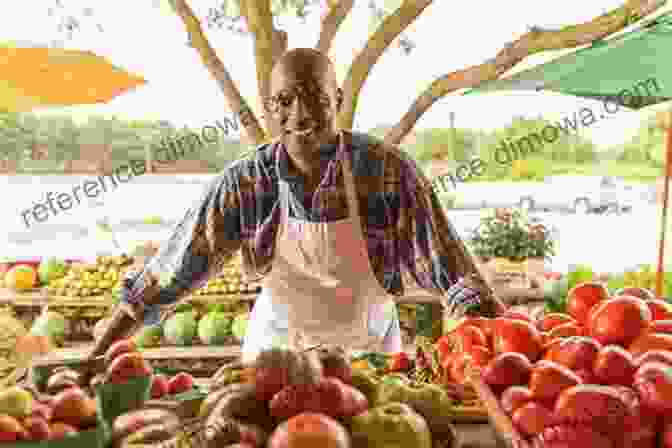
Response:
[376,381,453,435]
[350,403,431,448]
[0,386,33,418]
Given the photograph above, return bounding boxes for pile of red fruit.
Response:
[102,339,153,384]
[103,339,195,398]
[436,283,672,447]
[150,372,195,399]
[0,386,98,442]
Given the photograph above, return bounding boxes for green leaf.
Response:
[174,303,193,313]
[567,265,594,290]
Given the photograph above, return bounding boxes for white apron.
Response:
[241,134,402,362]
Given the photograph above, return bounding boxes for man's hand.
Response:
[118,300,145,322]
[443,273,507,319]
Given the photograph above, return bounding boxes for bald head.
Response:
[271,48,338,91]
[267,48,342,157]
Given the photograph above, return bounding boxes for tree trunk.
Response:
[243,0,278,133]
[171,0,267,145]
[316,0,355,54]
[338,0,433,130]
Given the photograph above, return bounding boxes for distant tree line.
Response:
[389,114,666,183]
[0,110,665,178]
[0,111,250,173]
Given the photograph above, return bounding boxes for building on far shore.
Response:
[63,144,113,175]
[149,159,212,173]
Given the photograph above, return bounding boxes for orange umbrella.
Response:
[0,45,146,111]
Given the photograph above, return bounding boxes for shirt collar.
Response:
[275,139,341,184]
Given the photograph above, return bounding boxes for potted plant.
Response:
[468,208,556,287]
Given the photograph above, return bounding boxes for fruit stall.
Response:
[0,250,559,348]
[0,252,461,354]
[1,273,672,447]
[3,242,672,447]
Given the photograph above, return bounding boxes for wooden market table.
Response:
[0,282,544,307]
[36,344,242,365]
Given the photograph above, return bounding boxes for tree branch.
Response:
[383,0,666,146]
[339,0,433,130]
[242,0,278,134]
[170,0,266,144]
[316,0,354,54]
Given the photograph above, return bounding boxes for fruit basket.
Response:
[470,372,529,448]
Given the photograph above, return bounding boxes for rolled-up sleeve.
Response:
[121,173,243,325]
[396,157,490,317]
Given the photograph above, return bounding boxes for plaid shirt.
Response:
[123,131,485,324]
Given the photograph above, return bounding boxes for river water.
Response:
[1,175,666,274]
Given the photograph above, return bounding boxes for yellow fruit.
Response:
[5,265,37,291]
[351,359,370,370]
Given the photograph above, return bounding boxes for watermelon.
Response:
[231,313,249,342]
[38,257,67,284]
[30,311,67,347]
[134,324,163,348]
[163,311,197,346]
[197,311,232,345]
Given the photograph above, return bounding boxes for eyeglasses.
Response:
[263,83,333,114]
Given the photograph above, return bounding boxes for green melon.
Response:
[38,257,67,285]
[231,313,249,342]
[134,324,164,348]
[163,311,197,346]
[197,312,232,345]
[30,311,67,347]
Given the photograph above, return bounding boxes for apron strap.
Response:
[339,132,364,237]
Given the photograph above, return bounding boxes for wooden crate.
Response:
[469,372,530,448]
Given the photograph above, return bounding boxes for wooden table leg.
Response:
[455,424,502,448]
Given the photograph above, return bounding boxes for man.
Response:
[113,48,506,362]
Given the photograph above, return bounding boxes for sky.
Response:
[2,0,671,147]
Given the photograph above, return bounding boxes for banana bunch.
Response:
[0,308,27,375]
[194,255,261,295]
[46,255,132,298]
[201,300,249,314]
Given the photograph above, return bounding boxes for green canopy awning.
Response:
[465,11,672,297]
[465,12,672,109]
